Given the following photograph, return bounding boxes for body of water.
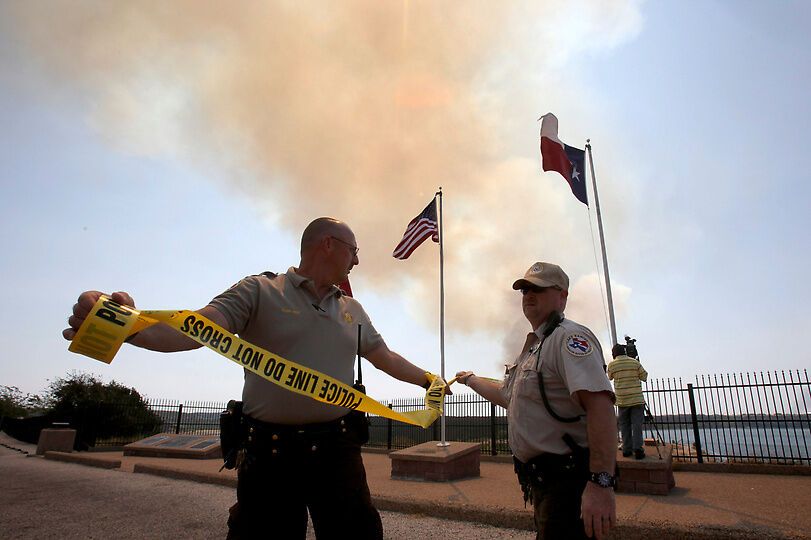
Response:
[644,425,811,463]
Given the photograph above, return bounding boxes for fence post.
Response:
[81,402,99,449]
[387,403,393,450]
[174,403,184,435]
[490,402,497,456]
[89,402,100,448]
[687,383,704,463]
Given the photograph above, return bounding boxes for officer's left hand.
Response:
[581,481,616,539]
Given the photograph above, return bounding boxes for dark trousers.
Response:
[226,416,382,540]
[531,472,589,540]
[515,451,589,540]
[618,405,645,453]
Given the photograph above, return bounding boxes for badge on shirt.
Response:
[565,334,592,357]
[343,312,353,324]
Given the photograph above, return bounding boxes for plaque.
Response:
[124,433,222,459]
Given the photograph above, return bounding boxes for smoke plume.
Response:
[6,0,641,354]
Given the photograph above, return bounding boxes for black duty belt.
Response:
[244,414,350,438]
[513,450,589,507]
[242,414,360,456]
[515,449,588,473]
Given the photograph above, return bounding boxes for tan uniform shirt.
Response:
[208,267,384,424]
[501,317,614,462]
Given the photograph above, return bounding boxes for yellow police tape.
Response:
[69,295,447,428]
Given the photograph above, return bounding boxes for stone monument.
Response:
[389,441,481,482]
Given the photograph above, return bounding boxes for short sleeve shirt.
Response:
[607,355,648,407]
[208,267,384,424]
[501,317,614,462]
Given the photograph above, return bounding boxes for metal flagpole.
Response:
[585,140,618,346]
[436,187,449,447]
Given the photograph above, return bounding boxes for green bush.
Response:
[0,385,44,419]
[45,371,162,444]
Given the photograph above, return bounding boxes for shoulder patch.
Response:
[343,311,353,324]
[565,334,593,357]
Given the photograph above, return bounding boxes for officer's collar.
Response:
[286,267,342,298]
[533,313,564,338]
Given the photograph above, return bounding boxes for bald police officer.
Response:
[64,217,442,540]
[455,262,617,540]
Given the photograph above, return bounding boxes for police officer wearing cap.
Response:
[64,217,444,540]
[456,262,617,540]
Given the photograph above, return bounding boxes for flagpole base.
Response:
[389,441,480,482]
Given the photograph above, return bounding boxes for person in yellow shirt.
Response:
[607,344,648,459]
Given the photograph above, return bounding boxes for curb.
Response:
[32,450,810,539]
[374,496,533,530]
[672,462,811,476]
[0,442,31,456]
[103,463,808,540]
[44,451,121,469]
[605,522,802,540]
[132,463,237,488]
[372,497,803,539]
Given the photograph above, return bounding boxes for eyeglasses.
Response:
[520,285,561,295]
[330,236,359,256]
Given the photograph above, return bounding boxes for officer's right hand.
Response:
[63,291,136,340]
[454,371,475,385]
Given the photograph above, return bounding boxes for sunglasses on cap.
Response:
[520,285,561,295]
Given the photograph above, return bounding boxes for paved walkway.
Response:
[1,442,533,539]
[3,433,809,539]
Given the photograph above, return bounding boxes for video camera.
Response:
[624,335,639,359]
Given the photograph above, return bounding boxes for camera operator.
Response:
[606,341,648,459]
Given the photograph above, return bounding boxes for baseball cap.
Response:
[512,262,569,291]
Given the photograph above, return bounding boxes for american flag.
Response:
[392,199,439,260]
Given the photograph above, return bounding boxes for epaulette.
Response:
[259,271,278,279]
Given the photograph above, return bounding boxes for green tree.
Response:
[0,385,44,419]
[45,371,162,446]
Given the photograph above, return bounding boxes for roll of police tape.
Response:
[69,295,447,428]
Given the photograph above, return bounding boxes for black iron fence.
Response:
[643,370,810,464]
[70,399,224,448]
[366,395,509,455]
[367,369,810,465]
[38,369,809,465]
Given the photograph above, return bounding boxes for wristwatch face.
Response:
[590,471,615,488]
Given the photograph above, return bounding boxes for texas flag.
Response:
[539,113,587,206]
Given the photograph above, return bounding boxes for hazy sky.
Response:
[1,1,809,405]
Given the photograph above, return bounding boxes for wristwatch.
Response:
[588,471,616,488]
